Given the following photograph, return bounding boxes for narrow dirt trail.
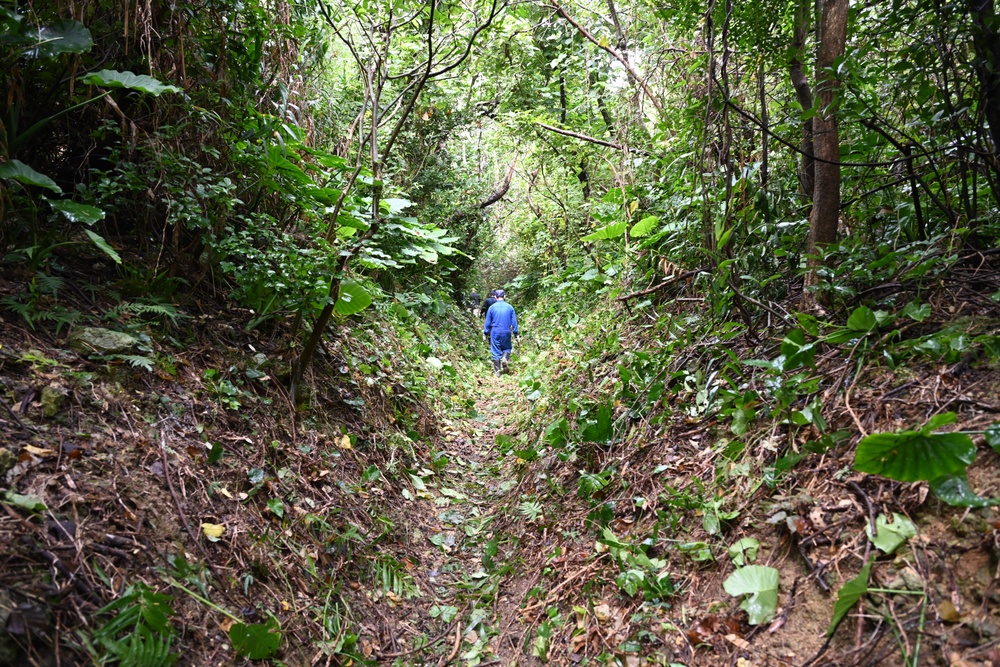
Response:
[371,369,528,666]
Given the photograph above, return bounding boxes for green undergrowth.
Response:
[0,284,488,665]
[491,263,1000,662]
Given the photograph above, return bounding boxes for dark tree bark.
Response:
[969,0,1000,153]
[559,72,568,124]
[789,0,815,204]
[803,0,849,306]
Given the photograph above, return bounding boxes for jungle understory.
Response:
[4,0,1000,665]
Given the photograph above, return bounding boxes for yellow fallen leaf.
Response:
[201,523,225,541]
[339,435,352,450]
[23,445,56,457]
[939,600,961,623]
[216,486,233,499]
[281,600,290,611]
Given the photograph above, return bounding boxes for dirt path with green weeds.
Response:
[365,370,528,667]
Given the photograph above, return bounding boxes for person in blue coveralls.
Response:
[482,289,519,377]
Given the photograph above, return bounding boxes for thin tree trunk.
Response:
[760,59,769,191]
[559,72,568,124]
[803,0,849,307]
[789,0,815,205]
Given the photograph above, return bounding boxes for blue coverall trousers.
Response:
[489,332,512,361]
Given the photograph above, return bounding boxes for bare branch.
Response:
[535,121,658,157]
[548,0,663,112]
[479,156,518,209]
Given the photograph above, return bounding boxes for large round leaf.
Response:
[79,69,181,95]
[48,199,105,224]
[853,414,975,483]
[29,20,92,58]
[723,565,779,625]
[335,279,372,316]
[581,220,627,242]
[629,215,659,238]
[929,474,1000,507]
[0,160,61,193]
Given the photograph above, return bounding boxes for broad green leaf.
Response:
[543,417,569,448]
[267,498,285,518]
[847,306,878,332]
[3,490,47,512]
[48,199,105,224]
[29,20,92,58]
[677,541,714,562]
[930,474,1000,507]
[901,301,931,322]
[229,620,281,659]
[723,565,780,625]
[853,414,975,483]
[780,329,815,370]
[79,69,181,95]
[728,537,760,566]
[616,569,644,596]
[84,229,122,264]
[581,220,627,242]
[0,8,25,42]
[984,422,1000,453]
[629,215,659,238]
[429,604,459,622]
[716,226,733,250]
[865,513,917,553]
[335,279,372,316]
[381,197,413,215]
[0,160,61,192]
[828,558,873,637]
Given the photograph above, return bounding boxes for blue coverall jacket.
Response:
[483,300,518,361]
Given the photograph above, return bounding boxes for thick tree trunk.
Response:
[803,0,849,307]
[969,0,1000,176]
[789,0,815,205]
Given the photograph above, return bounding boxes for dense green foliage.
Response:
[3,0,999,350]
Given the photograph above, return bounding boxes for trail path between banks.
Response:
[368,370,529,667]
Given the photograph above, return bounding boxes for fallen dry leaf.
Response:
[200,523,225,541]
[939,600,961,623]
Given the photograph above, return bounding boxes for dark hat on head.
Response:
[495,289,505,298]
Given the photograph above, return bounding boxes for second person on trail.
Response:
[483,289,518,377]
[481,290,498,318]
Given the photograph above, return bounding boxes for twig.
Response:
[0,393,37,432]
[437,618,463,667]
[795,541,831,592]
[518,555,607,615]
[843,345,868,438]
[378,603,468,659]
[847,481,877,538]
[615,269,707,302]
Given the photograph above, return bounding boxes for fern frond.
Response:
[34,272,64,297]
[519,500,544,523]
[578,470,611,498]
[108,355,155,371]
